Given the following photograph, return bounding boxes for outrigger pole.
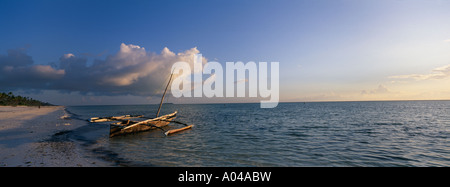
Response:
[156,72,174,118]
[154,72,194,136]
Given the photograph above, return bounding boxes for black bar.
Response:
[1,167,445,186]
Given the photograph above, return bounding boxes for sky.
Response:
[1,0,450,105]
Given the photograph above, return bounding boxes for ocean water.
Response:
[66,101,450,167]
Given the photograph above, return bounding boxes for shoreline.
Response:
[0,106,110,167]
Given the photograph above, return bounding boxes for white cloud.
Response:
[62,43,204,96]
[361,84,390,95]
[63,53,75,59]
[389,64,450,80]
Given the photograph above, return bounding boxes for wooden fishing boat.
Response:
[109,111,177,137]
[90,111,193,137]
[89,72,194,137]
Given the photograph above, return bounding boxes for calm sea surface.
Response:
[66,101,450,166]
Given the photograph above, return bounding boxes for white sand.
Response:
[0,106,61,131]
[0,106,109,167]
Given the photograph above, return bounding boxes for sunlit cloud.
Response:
[389,64,450,80]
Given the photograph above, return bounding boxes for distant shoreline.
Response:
[63,99,450,107]
[0,92,54,107]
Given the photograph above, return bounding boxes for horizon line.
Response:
[64,99,450,107]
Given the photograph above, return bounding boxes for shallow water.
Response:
[66,101,450,166]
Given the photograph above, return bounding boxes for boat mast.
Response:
[156,72,174,118]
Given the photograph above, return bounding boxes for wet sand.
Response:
[0,106,109,167]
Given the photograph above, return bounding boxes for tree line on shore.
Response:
[0,92,53,106]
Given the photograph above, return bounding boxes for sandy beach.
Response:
[0,106,109,167]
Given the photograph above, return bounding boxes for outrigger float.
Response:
[89,73,194,137]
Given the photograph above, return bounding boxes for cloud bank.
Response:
[0,43,202,96]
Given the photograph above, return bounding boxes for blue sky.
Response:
[1,0,450,105]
